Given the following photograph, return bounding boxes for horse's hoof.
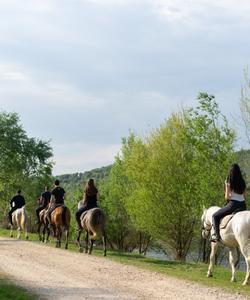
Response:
[231,278,237,282]
[207,273,213,278]
[65,245,68,250]
[79,247,83,253]
[26,236,29,240]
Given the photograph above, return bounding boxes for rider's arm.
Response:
[225,181,231,200]
[96,192,100,201]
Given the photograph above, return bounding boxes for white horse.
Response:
[201,206,250,285]
[10,206,29,239]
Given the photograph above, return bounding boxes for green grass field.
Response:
[0,227,250,298]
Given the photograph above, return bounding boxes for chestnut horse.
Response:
[49,205,71,249]
[76,206,107,256]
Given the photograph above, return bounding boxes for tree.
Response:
[0,111,53,223]
[109,93,235,260]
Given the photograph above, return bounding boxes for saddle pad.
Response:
[220,214,234,229]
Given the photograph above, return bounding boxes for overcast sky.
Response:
[0,0,250,175]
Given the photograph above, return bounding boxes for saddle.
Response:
[219,208,243,229]
[219,214,234,229]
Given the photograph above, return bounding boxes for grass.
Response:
[1,227,250,298]
[0,274,37,300]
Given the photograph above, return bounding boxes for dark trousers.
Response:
[212,200,246,237]
[36,205,47,221]
[75,203,97,226]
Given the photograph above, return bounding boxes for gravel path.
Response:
[0,236,248,300]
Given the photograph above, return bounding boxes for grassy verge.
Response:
[0,274,37,300]
[1,227,250,298]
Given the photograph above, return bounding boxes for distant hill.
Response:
[55,149,250,192]
[56,165,112,191]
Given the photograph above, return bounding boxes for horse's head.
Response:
[201,206,212,239]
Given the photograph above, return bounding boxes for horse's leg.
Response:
[10,224,13,238]
[17,220,21,239]
[89,239,94,255]
[77,228,83,252]
[207,242,218,277]
[38,223,42,241]
[229,247,238,282]
[55,227,60,248]
[239,243,250,285]
[103,230,107,257]
[85,231,89,253]
[25,221,28,239]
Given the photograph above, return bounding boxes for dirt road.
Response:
[0,237,248,300]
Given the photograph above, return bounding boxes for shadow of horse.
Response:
[10,206,28,240]
[49,206,71,249]
[77,207,107,256]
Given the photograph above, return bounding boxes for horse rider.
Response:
[8,190,26,225]
[35,186,51,224]
[75,178,99,229]
[211,163,247,242]
[46,179,65,225]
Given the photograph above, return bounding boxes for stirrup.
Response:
[210,234,220,243]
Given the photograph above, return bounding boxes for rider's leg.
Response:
[8,207,16,225]
[75,206,87,229]
[212,201,238,241]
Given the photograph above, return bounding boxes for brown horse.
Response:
[49,205,71,249]
[76,207,107,256]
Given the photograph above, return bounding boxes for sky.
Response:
[0,0,250,175]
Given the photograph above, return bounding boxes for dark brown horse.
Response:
[76,207,107,256]
[49,205,71,249]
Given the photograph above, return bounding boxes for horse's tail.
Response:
[61,206,70,227]
[89,209,105,240]
[21,206,27,230]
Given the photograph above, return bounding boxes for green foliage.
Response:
[101,93,235,260]
[0,111,53,225]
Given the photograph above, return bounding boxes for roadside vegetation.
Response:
[0,273,37,300]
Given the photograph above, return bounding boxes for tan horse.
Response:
[76,207,107,256]
[49,205,71,249]
[10,206,28,239]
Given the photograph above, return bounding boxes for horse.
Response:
[76,205,107,256]
[37,208,50,243]
[201,206,250,285]
[10,206,28,240]
[49,205,71,249]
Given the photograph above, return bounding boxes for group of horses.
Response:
[10,203,250,285]
[10,201,107,256]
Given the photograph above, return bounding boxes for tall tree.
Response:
[0,111,53,222]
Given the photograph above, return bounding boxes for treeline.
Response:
[61,93,245,260]
[0,112,53,227]
[96,93,238,260]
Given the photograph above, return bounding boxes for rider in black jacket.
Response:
[35,186,51,224]
[8,190,26,225]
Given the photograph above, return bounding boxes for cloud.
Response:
[53,142,120,174]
